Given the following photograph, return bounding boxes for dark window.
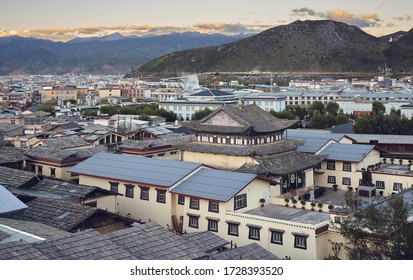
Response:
[37,166,43,175]
[140,186,149,201]
[227,223,239,236]
[270,231,283,245]
[178,195,185,205]
[207,219,218,232]
[31,164,35,173]
[342,177,351,185]
[234,193,247,210]
[208,201,219,213]
[327,176,336,184]
[50,168,56,178]
[188,215,199,228]
[109,181,119,193]
[375,181,385,189]
[248,226,261,241]
[327,161,335,170]
[343,162,352,172]
[393,183,403,191]
[156,189,166,203]
[294,235,308,250]
[190,198,199,210]
[125,184,134,198]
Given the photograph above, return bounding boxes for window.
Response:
[125,184,135,198]
[343,162,352,172]
[50,168,56,178]
[208,201,219,213]
[190,198,199,210]
[234,193,247,210]
[342,177,351,185]
[21,141,27,147]
[248,226,261,241]
[156,189,166,203]
[375,181,385,189]
[227,222,239,236]
[109,181,119,193]
[178,195,185,205]
[270,230,284,245]
[327,161,336,170]
[393,183,403,192]
[140,186,149,201]
[31,164,35,173]
[37,166,43,175]
[207,219,218,232]
[294,234,308,250]
[327,176,336,184]
[188,215,199,228]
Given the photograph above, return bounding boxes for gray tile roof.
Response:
[180,139,303,157]
[190,89,234,97]
[42,135,91,149]
[171,168,256,201]
[180,231,229,253]
[120,134,192,150]
[106,222,208,260]
[24,197,97,231]
[25,145,108,161]
[183,104,298,134]
[0,147,28,164]
[0,241,48,260]
[238,151,327,176]
[0,166,40,190]
[70,152,202,187]
[0,185,28,214]
[0,217,71,240]
[345,133,413,145]
[319,143,376,162]
[210,242,279,260]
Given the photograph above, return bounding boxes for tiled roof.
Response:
[0,218,71,240]
[25,145,107,161]
[120,134,192,150]
[42,135,91,149]
[106,222,208,260]
[183,104,297,134]
[24,197,97,231]
[209,242,279,260]
[180,231,229,253]
[0,241,48,260]
[179,139,303,157]
[0,166,40,190]
[0,147,28,164]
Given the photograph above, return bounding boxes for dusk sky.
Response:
[1,0,412,41]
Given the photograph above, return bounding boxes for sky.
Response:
[0,0,412,41]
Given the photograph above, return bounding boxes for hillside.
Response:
[128,20,413,77]
[0,32,249,75]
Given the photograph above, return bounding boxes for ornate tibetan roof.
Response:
[182,104,298,134]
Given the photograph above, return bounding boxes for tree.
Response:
[337,193,413,259]
[100,105,119,116]
[325,102,339,116]
[372,101,386,115]
[308,101,325,116]
[38,103,54,114]
[191,108,213,120]
[335,111,349,125]
[270,109,295,120]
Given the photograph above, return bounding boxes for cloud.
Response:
[291,7,382,28]
[393,15,412,21]
[386,22,396,28]
[193,22,273,33]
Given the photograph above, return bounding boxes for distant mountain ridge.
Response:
[127,20,413,77]
[0,32,251,75]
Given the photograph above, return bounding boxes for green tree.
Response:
[100,105,119,116]
[337,194,413,259]
[308,101,325,116]
[192,108,213,120]
[372,101,386,115]
[270,109,295,120]
[38,103,54,114]
[83,110,98,117]
[325,102,339,116]
[335,111,349,125]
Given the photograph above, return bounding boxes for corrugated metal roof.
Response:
[319,143,376,162]
[69,153,201,187]
[0,185,28,214]
[285,130,343,153]
[171,167,256,201]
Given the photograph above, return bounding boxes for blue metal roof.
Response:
[285,130,343,153]
[0,185,28,214]
[171,168,256,201]
[69,153,202,187]
[319,143,376,162]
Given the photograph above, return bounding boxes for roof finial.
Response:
[238,95,242,111]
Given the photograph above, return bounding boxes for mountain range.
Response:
[0,32,250,75]
[127,20,413,78]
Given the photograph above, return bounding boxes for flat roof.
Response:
[245,204,330,226]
